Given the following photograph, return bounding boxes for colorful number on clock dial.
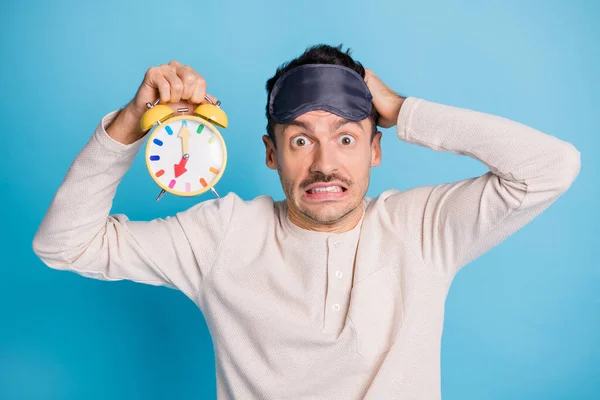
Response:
[148,119,224,192]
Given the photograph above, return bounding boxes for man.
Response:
[33,44,581,399]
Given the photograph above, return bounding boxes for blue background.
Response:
[1,0,598,398]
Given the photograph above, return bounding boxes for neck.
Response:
[287,202,364,233]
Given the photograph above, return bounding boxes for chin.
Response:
[286,183,365,225]
[298,201,354,225]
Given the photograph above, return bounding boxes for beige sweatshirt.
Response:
[32,96,581,399]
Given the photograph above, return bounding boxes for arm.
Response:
[364,68,580,275]
[386,96,581,274]
[32,108,234,301]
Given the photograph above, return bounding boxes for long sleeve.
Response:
[32,109,235,301]
[384,97,581,275]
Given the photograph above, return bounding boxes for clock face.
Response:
[145,116,226,196]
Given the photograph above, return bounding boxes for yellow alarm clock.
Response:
[140,95,228,201]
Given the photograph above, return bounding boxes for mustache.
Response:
[300,172,351,189]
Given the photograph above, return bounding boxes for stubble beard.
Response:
[278,169,368,226]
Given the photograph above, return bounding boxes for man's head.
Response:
[262,44,382,231]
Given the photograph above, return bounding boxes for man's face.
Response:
[263,110,382,227]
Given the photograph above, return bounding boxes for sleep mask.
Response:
[268,64,373,124]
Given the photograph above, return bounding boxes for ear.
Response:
[262,135,277,170]
[370,131,382,167]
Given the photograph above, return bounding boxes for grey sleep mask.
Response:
[268,64,373,124]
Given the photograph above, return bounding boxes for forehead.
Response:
[276,110,369,136]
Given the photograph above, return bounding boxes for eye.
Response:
[338,135,355,146]
[291,135,311,147]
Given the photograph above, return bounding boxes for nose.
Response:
[309,143,338,175]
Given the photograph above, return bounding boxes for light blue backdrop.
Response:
[1,0,598,399]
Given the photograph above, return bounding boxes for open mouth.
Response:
[306,185,347,194]
[304,183,349,200]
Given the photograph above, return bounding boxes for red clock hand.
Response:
[174,156,189,178]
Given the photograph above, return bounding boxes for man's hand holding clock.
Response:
[107,60,218,146]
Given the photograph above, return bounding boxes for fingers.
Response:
[364,68,375,83]
[202,92,219,105]
[364,68,384,93]
[362,68,404,129]
[161,64,184,103]
[181,65,207,104]
[191,78,209,104]
[144,67,171,104]
[171,61,207,104]
[143,60,210,105]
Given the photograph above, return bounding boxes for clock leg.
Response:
[156,189,166,201]
[210,187,221,198]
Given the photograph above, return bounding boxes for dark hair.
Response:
[265,44,379,147]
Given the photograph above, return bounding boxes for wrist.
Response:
[378,94,406,129]
[393,96,405,123]
[106,104,146,145]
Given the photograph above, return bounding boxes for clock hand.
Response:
[177,123,192,156]
[174,155,189,178]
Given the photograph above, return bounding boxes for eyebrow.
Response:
[282,117,362,135]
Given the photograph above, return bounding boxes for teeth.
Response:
[308,186,343,193]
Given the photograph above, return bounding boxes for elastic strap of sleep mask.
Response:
[268,64,373,124]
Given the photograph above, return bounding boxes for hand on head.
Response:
[363,68,405,129]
